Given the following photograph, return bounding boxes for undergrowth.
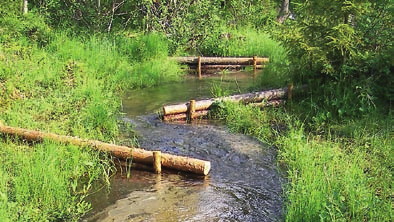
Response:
[0,31,184,220]
[213,100,393,221]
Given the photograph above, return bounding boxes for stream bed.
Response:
[83,71,284,222]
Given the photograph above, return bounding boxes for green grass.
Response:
[0,31,185,220]
[0,140,112,221]
[214,101,393,221]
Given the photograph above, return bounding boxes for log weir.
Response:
[162,85,307,121]
[174,56,269,65]
[173,56,269,73]
[0,125,211,175]
[163,86,291,116]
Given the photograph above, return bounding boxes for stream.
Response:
[83,71,284,222]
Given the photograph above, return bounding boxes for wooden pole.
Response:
[253,56,257,71]
[163,110,209,121]
[153,151,162,174]
[198,56,201,79]
[188,100,196,122]
[288,82,294,100]
[0,125,211,175]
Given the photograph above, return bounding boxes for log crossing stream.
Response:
[83,71,284,221]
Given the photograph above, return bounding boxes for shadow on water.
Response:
[83,71,284,222]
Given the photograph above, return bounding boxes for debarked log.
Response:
[188,64,265,70]
[247,99,285,107]
[174,56,269,65]
[163,86,292,116]
[163,110,210,121]
[0,125,211,175]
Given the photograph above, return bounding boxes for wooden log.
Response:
[153,151,161,174]
[189,64,265,70]
[248,99,285,107]
[0,125,211,175]
[174,57,269,65]
[163,110,209,121]
[163,85,308,116]
[163,86,291,115]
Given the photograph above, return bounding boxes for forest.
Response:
[0,0,392,221]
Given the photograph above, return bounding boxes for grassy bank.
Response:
[0,32,185,220]
[205,25,392,221]
[214,100,392,221]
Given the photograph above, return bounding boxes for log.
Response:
[248,99,285,107]
[188,64,265,70]
[163,86,291,115]
[0,125,211,175]
[163,110,209,121]
[174,56,269,65]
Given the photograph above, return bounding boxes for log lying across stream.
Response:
[162,85,307,121]
[174,56,269,77]
[0,125,211,175]
[174,56,269,65]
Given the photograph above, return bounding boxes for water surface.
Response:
[84,71,284,222]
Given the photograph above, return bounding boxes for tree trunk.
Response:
[277,0,289,23]
[23,0,28,14]
[0,125,211,175]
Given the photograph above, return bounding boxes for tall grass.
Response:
[0,140,112,221]
[200,27,286,60]
[0,31,185,220]
[214,101,392,221]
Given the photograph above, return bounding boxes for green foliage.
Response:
[0,27,183,220]
[278,0,393,118]
[0,140,114,221]
[214,101,393,221]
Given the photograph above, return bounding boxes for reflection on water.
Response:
[83,71,283,222]
[122,71,261,117]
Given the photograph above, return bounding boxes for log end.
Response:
[203,161,211,176]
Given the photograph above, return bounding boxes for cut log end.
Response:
[203,161,211,176]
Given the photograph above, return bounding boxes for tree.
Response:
[277,0,289,23]
[23,0,28,14]
[278,0,393,116]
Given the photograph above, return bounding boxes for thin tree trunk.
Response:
[23,0,28,14]
[277,0,289,23]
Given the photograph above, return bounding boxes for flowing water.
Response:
[83,71,284,222]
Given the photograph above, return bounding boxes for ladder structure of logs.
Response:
[174,56,270,77]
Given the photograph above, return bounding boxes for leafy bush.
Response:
[278,0,393,118]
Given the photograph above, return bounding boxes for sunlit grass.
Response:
[214,101,393,221]
[0,31,185,220]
